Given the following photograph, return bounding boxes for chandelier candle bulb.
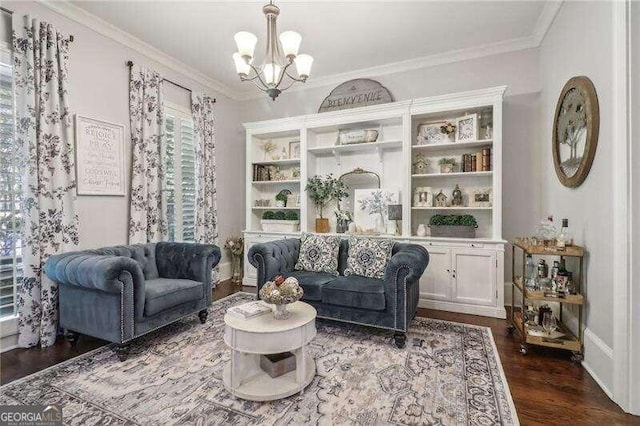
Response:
[234,31,258,60]
[232,53,251,76]
[279,31,302,58]
[295,54,313,78]
[263,63,282,85]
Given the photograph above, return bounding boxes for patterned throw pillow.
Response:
[344,237,394,279]
[294,233,341,275]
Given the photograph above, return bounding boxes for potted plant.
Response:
[305,174,348,233]
[275,192,288,207]
[438,158,457,174]
[429,214,478,238]
[261,210,300,232]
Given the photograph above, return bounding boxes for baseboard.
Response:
[217,261,231,282]
[582,327,614,399]
[418,299,506,319]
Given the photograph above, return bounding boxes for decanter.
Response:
[557,218,574,248]
[536,215,558,246]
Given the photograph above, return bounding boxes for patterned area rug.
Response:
[1,293,518,425]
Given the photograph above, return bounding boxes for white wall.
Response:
[240,48,543,287]
[538,1,615,392]
[3,1,246,263]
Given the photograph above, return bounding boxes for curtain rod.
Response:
[1,7,74,42]
[126,60,216,103]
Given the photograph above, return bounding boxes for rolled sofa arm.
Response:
[384,244,430,285]
[155,242,221,286]
[248,239,300,289]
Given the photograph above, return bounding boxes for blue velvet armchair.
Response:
[248,239,429,348]
[45,242,221,360]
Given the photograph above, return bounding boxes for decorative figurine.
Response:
[451,184,463,206]
[412,153,430,175]
[434,190,447,207]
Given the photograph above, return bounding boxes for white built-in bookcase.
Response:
[243,86,507,319]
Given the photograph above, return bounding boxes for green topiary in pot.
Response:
[284,211,299,221]
[429,214,478,238]
[262,211,276,220]
[274,211,286,220]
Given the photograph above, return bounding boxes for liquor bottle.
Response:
[557,218,574,248]
[525,254,536,290]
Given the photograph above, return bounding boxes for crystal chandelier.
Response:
[232,1,313,100]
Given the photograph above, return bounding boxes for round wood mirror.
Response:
[552,76,599,188]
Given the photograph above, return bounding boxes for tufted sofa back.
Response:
[88,243,159,279]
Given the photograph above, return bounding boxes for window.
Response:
[164,103,196,242]
[0,42,20,320]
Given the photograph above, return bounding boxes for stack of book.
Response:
[462,148,491,172]
[252,164,273,182]
[227,301,272,320]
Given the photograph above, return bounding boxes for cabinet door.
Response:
[452,249,496,306]
[419,247,451,301]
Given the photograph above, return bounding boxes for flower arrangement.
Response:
[224,236,244,257]
[260,140,277,159]
[440,121,456,135]
[259,275,304,319]
[224,236,244,285]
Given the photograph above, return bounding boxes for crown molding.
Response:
[235,35,537,101]
[531,0,563,45]
[35,0,239,100]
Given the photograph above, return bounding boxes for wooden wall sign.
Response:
[75,115,126,196]
[318,79,393,113]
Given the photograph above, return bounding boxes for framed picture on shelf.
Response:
[455,114,478,142]
[287,194,300,207]
[413,187,432,207]
[288,141,300,159]
[416,121,447,145]
[467,187,492,207]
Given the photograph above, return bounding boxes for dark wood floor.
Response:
[2,281,638,425]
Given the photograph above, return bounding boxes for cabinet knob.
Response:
[446,269,450,273]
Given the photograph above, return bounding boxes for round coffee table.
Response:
[222,301,317,401]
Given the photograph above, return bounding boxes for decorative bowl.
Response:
[259,276,304,319]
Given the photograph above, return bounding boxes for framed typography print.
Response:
[75,115,125,196]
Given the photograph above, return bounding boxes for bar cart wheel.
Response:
[520,343,529,355]
[570,352,584,363]
[506,324,515,335]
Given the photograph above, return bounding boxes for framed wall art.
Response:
[288,140,300,159]
[552,76,599,188]
[455,114,478,142]
[75,115,125,196]
[467,187,492,207]
[416,121,447,145]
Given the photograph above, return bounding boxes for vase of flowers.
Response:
[259,275,304,320]
[224,236,244,287]
[440,121,456,143]
[305,174,348,233]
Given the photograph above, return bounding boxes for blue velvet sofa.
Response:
[248,238,429,348]
[45,242,221,360]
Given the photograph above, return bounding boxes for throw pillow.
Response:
[344,237,394,279]
[294,233,341,275]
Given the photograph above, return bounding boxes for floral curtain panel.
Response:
[13,16,79,347]
[191,93,218,283]
[128,65,167,244]
[191,93,218,244]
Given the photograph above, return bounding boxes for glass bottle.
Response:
[525,254,536,290]
[557,218,574,248]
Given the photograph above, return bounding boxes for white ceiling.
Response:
[66,1,557,100]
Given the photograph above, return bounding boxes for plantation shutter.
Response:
[180,119,196,242]
[0,43,20,319]
[163,104,196,243]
